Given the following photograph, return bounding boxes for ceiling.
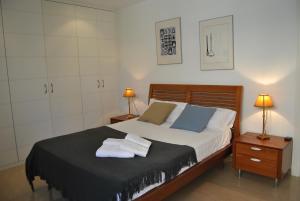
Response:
[53,0,145,11]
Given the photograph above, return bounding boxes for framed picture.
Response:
[199,15,234,70]
[155,17,182,65]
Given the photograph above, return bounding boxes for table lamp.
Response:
[123,88,135,118]
[254,94,273,140]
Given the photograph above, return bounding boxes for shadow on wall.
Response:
[237,62,295,137]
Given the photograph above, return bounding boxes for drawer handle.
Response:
[250,158,261,163]
[250,147,262,151]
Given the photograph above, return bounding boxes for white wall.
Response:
[118,0,299,176]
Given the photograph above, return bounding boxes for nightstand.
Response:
[233,132,292,185]
[110,114,139,124]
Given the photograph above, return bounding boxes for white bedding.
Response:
[108,118,231,200]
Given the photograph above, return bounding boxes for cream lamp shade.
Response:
[254,94,273,108]
[123,88,135,97]
[254,94,273,140]
[123,88,135,117]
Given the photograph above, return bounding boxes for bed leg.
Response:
[48,184,52,191]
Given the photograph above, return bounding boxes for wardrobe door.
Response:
[43,1,84,136]
[77,6,104,129]
[0,6,18,167]
[98,11,120,124]
[2,0,53,161]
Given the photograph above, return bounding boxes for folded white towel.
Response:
[103,138,124,146]
[96,144,134,158]
[120,140,150,157]
[97,135,152,158]
[125,134,151,148]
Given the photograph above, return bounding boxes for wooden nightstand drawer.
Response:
[236,154,277,178]
[236,143,278,161]
[233,132,293,184]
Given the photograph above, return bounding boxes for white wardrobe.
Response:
[0,0,120,167]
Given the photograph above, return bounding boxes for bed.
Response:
[26,84,243,201]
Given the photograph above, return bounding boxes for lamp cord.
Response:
[132,99,140,115]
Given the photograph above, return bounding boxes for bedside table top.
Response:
[235,132,291,150]
[111,114,139,121]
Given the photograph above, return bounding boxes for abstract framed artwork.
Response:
[199,15,234,70]
[155,17,182,65]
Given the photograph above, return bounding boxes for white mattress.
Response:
[108,118,231,200]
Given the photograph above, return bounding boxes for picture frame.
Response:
[199,15,234,70]
[155,17,182,65]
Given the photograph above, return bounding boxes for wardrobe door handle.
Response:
[97,80,100,88]
[44,84,48,94]
[101,80,104,88]
[50,83,54,93]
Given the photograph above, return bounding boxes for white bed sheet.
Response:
[108,118,231,200]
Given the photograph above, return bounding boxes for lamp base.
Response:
[126,114,135,119]
[257,134,270,140]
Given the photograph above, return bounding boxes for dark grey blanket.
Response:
[26,126,197,201]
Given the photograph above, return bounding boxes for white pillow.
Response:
[207,108,236,131]
[149,99,187,124]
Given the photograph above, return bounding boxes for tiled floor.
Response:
[0,157,299,201]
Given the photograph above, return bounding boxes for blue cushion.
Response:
[170,104,216,132]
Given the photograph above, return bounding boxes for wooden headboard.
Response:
[148,84,243,139]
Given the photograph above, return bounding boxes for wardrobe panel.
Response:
[0,57,7,81]
[2,9,43,34]
[83,111,103,129]
[12,100,52,125]
[0,34,4,57]
[99,39,117,57]
[5,34,45,57]
[51,115,84,136]
[0,80,10,104]
[43,15,76,37]
[47,57,79,78]
[75,6,97,21]
[100,57,119,75]
[81,75,101,94]
[76,20,98,38]
[102,75,118,91]
[82,92,103,129]
[45,36,78,57]
[98,21,116,40]
[102,90,120,124]
[50,96,82,118]
[6,57,47,80]
[14,121,53,148]
[0,5,18,167]
[2,0,42,13]
[0,127,15,152]
[49,77,81,98]
[97,10,116,22]
[82,92,103,113]
[42,0,75,17]
[79,57,101,76]
[0,104,13,127]
[78,38,98,57]
[9,78,49,102]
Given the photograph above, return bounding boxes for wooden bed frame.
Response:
[136,84,243,201]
